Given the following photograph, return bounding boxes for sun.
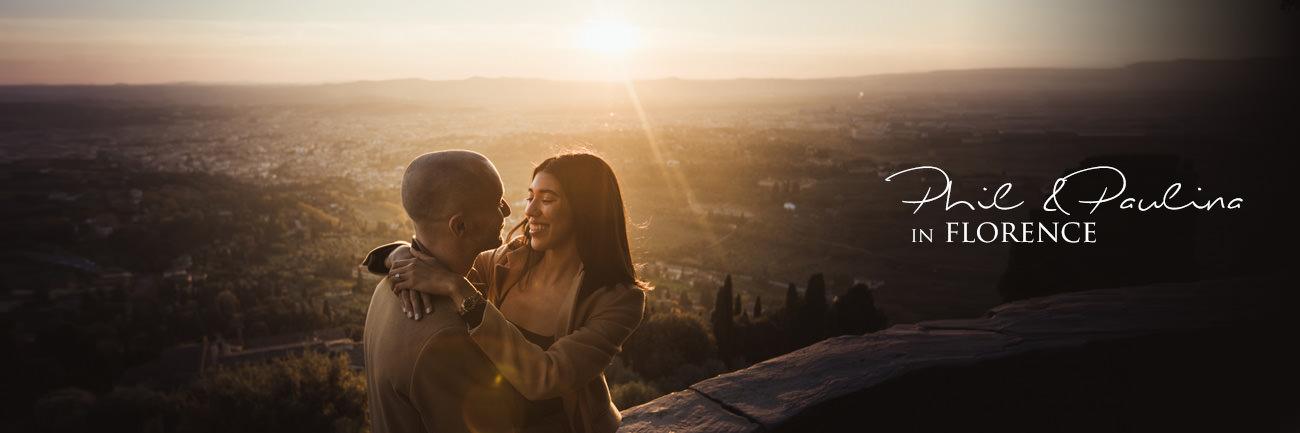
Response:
[577,20,639,56]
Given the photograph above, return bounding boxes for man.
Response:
[362,150,521,433]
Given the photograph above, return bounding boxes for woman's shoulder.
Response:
[579,281,647,338]
[474,236,528,268]
[503,235,528,253]
[589,280,648,310]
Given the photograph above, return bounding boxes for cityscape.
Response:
[1,57,1293,431]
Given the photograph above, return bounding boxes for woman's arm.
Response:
[364,241,441,319]
[387,259,646,401]
[360,241,410,275]
[385,246,491,321]
[467,285,646,401]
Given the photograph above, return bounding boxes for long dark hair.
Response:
[504,152,648,302]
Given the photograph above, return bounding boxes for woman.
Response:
[365,152,649,433]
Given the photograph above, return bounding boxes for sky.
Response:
[0,0,1292,84]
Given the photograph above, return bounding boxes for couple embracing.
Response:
[362,150,649,433]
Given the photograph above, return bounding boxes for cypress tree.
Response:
[797,273,829,346]
[710,275,735,362]
[785,283,799,313]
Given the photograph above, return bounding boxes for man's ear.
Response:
[447,213,467,237]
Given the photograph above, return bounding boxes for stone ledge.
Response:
[617,388,759,433]
[618,276,1289,432]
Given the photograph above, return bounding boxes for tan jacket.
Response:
[363,276,525,433]
[363,237,646,433]
[465,237,647,433]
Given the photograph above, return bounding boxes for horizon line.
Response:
[1,56,1284,87]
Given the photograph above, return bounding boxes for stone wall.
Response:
[619,276,1294,432]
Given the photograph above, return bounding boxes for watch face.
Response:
[461,292,483,312]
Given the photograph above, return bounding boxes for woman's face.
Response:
[524,171,575,251]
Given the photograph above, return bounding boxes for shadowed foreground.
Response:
[619,276,1294,432]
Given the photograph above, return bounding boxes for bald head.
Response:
[401,150,503,230]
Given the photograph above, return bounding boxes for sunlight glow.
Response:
[576,20,639,56]
[621,79,721,252]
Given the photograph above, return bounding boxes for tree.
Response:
[796,273,828,346]
[785,283,799,314]
[352,266,363,294]
[753,295,763,317]
[93,386,170,433]
[33,388,96,433]
[623,312,714,381]
[733,292,743,316]
[710,275,735,364]
[735,314,793,364]
[829,284,889,336]
[174,352,366,433]
[610,381,660,409]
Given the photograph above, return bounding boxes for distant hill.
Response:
[0,58,1293,109]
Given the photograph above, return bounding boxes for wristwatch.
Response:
[458,290,486,316]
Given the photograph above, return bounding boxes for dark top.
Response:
[502,295,570,433]
[516,323,557,350]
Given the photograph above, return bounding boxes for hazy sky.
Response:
[0,0,1291,84]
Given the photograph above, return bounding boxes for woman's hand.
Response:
[387,245,440,320]
[389,249,476,321]
[385,244,413,271]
